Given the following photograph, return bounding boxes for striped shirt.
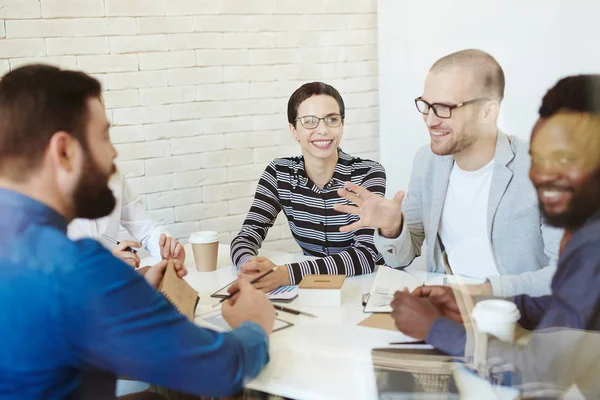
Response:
[230,149,386,285]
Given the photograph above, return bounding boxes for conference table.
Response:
[168,244,518,400]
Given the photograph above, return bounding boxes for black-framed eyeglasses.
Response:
[414,97,491,119]
[295,113,343,129]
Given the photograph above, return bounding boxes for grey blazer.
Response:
[374,132,562,297]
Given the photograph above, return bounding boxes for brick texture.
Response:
[2,0,380,251]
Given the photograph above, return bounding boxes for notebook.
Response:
[158,260,199,321]
[364,266,425,313]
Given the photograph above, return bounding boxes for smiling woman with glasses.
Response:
[230,82,387,292]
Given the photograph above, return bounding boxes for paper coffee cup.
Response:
[189,231,219,272]
[472,299,521,343]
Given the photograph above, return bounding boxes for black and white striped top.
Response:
[230,149,386,285]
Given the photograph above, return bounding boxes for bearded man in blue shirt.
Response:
[0,65,275,399]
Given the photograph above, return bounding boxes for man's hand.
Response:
[222,279,276,336]
[332,181,405,238]
[140,259,187,289]
[159,233,185,264]
[390,289,442,340]
[112,240,142,269]
[235,257,290,292]
[412,285,463,323]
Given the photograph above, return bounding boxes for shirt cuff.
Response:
[286,263,301,285]
[228,321,270,381]
[426,317,467,357]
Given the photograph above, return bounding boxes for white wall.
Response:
[378,0,600,195]
[0,0,380,252]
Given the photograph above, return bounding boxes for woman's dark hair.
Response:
[287,82,345,125]
[539,74,600,117]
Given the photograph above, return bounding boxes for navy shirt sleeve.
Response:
[61,240,269,398]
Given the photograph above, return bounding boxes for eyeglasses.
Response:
[414,97,491,119]
[295,114,343,129]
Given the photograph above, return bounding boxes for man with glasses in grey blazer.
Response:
[334,49,562,297]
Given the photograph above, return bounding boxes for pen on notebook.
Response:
[273,304,317,318]
[214,266,280,307]
[102,234,138,254]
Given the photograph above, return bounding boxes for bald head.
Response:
[430,49,505,101]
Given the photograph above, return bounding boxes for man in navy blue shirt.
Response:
[389,75,600,396]
[0,65,275,399]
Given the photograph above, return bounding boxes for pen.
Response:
[273,304,317,318]
[102,234,138,254]
[389,340,427,345]
[214,266,280,307]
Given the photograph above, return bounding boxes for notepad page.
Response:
[365,266,423,313]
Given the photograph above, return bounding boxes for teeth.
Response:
[313,140,332,146]
[431,131,449,136]
[542,190,563,199]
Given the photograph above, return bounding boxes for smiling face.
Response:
[289,94,344,162]
[529,111,600,229]
[421,68,487,156]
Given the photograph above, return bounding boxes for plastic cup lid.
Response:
[473,299,520,321]
[189,231,219,244]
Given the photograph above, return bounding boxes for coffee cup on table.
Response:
[188,231,219,272]
[471,299,521,343]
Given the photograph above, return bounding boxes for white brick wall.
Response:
[0,0,379,252]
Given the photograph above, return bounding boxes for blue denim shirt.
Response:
[0,188,269,399]
[426,208,600,357]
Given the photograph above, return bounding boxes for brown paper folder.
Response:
[158,260,199,321]
[358,313,399,332]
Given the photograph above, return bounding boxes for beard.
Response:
[539,171,600,230]
[430,121,479,156]
[73,149,116,220]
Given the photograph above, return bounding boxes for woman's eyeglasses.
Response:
[296,114,343,129]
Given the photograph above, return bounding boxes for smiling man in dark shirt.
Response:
[390,75,600,397]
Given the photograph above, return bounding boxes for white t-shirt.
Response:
[438,159,500,280]
[67,171,169,259]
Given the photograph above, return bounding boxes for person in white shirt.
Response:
[68,170,185,268]
[333,49,562,297]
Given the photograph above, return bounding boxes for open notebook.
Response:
[158,260,199,321]
[364,266,447,313]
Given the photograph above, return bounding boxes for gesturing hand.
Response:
[332,181,405,238]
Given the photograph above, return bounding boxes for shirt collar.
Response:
[292,148,353,192]
[0,188,69,233]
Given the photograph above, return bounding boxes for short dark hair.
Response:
[287,82,345,125]
[539,74,600,117]
[0,64,102,181]
[430,49,505,101]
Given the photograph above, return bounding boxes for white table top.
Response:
[143,244,515,400]
[178,244,440,400]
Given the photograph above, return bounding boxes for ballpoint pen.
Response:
[213,266,279,307]
[102,234,138,254]
[272,304,317,318]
